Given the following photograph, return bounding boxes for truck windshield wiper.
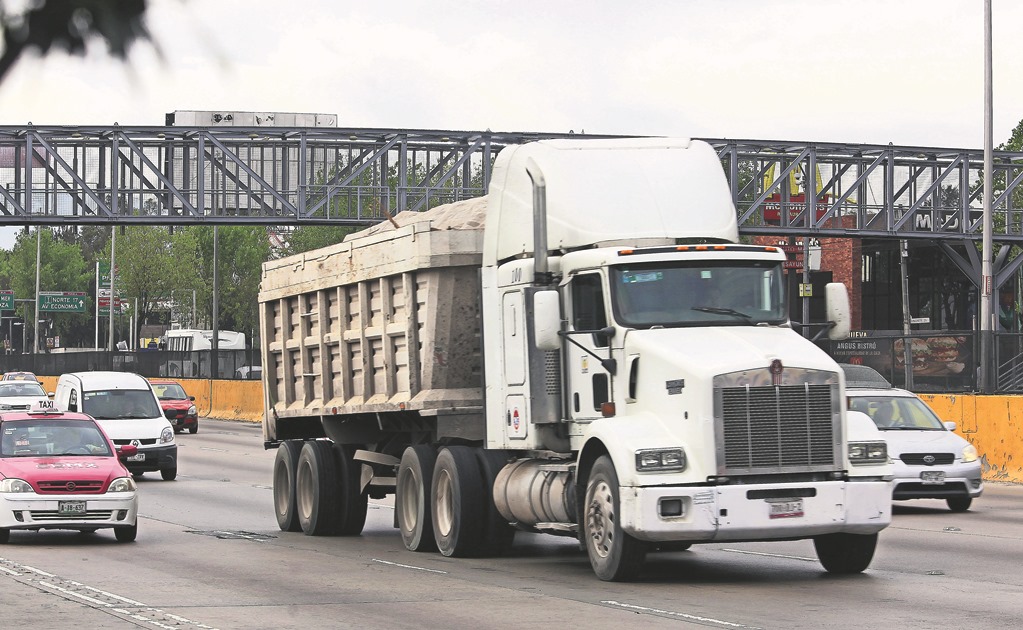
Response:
[691,306,754,322]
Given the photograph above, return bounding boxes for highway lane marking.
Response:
[602,600,762,629]
[0,556,218,629]
[720,548,816,562]
[372,558,448,574]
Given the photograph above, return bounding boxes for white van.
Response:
[54,372,178,480]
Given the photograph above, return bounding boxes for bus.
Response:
[163,330,247,378]
[164,329,246,352]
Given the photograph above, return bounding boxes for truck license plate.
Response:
[58,501,86,515]
[768,499,804,519]
[127,453,146,462]
[921,470,945,484]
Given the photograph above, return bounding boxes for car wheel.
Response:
[0,528,9,544]
[161,467,177,481]
[188,424,198,435]
[947,496,972,512]
[114,523,138,543]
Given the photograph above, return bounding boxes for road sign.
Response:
[38,292,87,313]
[0,290,12,310]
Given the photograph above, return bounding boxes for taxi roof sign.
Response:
[28,400,61,415]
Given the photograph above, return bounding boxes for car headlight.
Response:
[187,405,197,416]
[0,478,34,493]
[635,448,687,472]
[962,444,979,463]
[161,427,174,443]
[849,441,888,465]
[108,477,137,493]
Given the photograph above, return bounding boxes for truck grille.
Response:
[716,382,838,475]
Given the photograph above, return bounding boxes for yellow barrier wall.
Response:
[33,375,1023,484]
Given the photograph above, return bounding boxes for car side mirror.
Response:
[189,396,196,401]
[943,421,957,432]
[118,444,139,459]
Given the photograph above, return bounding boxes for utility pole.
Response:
[980,0,994,391]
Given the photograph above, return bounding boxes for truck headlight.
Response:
[107,477,137,493]
[848,441,888,465]
[635,448,686,472]
[962,444,979,463]
[0,478,34,493]
[161,427,174,444]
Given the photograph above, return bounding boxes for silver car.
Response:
[845,380,982,512]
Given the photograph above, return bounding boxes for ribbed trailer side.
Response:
[259,198,487,442]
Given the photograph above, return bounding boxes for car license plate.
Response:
[921,470,945,484]
[768,499,804,519]
[58,501,86,515]
[127,453,146,462]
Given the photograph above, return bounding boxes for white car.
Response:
[0,381,51,412]
[842,365,983,512]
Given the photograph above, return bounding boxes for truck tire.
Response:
[431,446,485,557]
[296,440,344,535]
[813,532,878,574]
[475,449,515,556]
[273,440,304,532]
[583,455,647,581]
[334,444,369,536]
[396,445,438,552]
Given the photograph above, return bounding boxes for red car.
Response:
[0,403,139,543]
[149,380,198,434]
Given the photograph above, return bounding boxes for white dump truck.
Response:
[259,137,892,581]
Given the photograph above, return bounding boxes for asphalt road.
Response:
[1,419,1021,630]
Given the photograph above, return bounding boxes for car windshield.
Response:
[610,260,786,328]
[0,382,46,397]
[1,419,112,457]
[152,383,187,400]
[82,389,161,419]
[849,395,947,431]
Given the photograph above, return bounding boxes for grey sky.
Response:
[0,0,1020,247]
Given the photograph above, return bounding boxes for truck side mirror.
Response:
[825,282,851,340]
[533,290,561,350]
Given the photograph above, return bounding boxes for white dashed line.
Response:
[371,558,448,574]
[602,600,762,628]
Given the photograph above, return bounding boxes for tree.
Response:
[185,226,268,339]
[0,0,153,84]
[7,228,91,348]
[99,226,200,330]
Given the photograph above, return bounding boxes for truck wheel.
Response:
[475,449,515,556]
[273,440,304,532]
[813,532,878,574]
[431,446,485,557]
[947,497,972,512]
[334,444,369,536]
[397,445,438,552]
[583,455,647,581]
[296,440,343,535]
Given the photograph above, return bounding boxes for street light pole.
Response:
[980,0,994,391]
[33,227,41,353]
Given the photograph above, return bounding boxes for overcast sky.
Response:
[1,0,1021,246]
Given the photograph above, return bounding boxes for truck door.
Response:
[565,273,612,422]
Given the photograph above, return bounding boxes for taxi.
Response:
[0,401,139,543]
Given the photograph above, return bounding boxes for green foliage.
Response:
[0,0,152,84]
[183,226,269,338]
[7,228,92,347]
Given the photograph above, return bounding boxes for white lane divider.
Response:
[602,600,762,629]
[371,558,448,574]
[0,556,217,629]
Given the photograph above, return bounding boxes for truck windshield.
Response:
[610,261,786,328]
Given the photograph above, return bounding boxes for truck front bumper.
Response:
[620,480,892,543]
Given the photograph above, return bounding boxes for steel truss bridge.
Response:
[3,125,1023,287]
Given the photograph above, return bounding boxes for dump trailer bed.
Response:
[259,197,488,442]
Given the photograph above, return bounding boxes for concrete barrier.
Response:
[33,374,1023,483]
